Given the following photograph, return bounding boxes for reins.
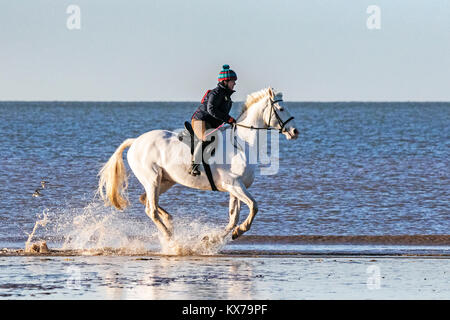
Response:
[228,97,295,151]
[234,98,294,133]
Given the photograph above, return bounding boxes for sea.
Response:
[0,101,449,255]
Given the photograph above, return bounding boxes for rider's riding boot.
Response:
[189,140,203,176]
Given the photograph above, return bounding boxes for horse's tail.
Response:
[98,138,136,210]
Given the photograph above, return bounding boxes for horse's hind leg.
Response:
[144,168,172,240]
[140,179,175,234]
[139,179,174,204]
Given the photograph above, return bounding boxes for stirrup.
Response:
[189,163,201,176]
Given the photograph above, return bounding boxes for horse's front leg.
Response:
[225,180,258,240]
[224,194,241,236]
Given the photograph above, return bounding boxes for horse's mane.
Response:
[237,87,283,120]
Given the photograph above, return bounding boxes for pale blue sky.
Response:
[1,0,449,101]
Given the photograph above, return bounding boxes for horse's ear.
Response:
[268,87,274,98]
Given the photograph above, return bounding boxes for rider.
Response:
[189,64,237,176]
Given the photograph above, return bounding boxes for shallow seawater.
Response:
[0,254,448,299]
[0,101,449,251]
[224,243,450,256]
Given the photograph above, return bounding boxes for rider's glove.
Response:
[227,117,236,124]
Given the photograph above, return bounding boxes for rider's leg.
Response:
[189,119,206,175]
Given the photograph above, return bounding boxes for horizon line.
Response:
[1,100,449,103]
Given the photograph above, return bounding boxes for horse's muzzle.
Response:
[284,127,299,140]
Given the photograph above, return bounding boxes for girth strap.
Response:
[201,139,218,191]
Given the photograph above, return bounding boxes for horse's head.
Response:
[265,87,299,140]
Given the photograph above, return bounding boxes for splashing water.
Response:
[25,209,50,252]
[25,199,231,256]
[57,201,155,254]
[159,218,232,255]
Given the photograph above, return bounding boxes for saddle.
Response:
[177,121,195,152]
[178,121,218,191]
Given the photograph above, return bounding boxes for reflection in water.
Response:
[99,257,257,299]
[227,261,254,299]
[1,255,449,299]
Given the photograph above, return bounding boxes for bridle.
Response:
[234,98,295,134]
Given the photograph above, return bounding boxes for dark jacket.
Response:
[192,82,235,128]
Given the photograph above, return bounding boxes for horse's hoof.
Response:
[39,241,49,253]
[139,193,146,205]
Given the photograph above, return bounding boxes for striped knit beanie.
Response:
[218,64,237,82]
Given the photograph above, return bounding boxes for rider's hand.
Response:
[227,117,236,124]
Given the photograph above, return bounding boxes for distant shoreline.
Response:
[1,101,450,104]
[234,234,450,246]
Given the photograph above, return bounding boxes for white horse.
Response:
[98,87,299,243]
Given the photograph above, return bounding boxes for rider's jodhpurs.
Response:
[191,119,215,165]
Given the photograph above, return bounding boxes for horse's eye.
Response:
[279,108,284,111]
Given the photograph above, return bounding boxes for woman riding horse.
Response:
[189,64,237,176]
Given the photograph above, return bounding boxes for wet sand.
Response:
[0,250,448,299]
[1,235,449,299]
[234,235,450,246]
